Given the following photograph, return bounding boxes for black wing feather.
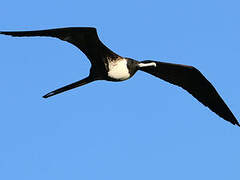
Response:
[0,27,119,64]
[140,60,239,126]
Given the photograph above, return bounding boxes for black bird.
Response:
[0,27,239,126]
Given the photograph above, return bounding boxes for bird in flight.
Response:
[0,27,239,126]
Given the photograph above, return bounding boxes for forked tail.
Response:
[43,76,94,98]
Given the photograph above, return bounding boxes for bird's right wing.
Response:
[0,27,119,64]
[139,60,239,126]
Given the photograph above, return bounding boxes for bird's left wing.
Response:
[0,27,119,64]
[139,60,239,126]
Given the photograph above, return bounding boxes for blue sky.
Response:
[0,0,239,179]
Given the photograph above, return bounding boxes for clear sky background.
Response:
[0,0,239,179]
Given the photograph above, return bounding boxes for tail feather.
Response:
[43,76,94,98]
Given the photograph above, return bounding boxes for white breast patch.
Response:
[108,59,130,81]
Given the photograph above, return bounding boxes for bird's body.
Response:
[107,58,131,81]
[0,27,239,126]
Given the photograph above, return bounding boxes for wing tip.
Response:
[228,116,240,127]
[0,27,98,37]
[0,31,20,37]
[234,121,240,127]
[0,31,8,35]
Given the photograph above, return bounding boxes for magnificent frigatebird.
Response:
[0,27,239,126]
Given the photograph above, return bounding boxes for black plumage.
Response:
[1,27,238,126]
